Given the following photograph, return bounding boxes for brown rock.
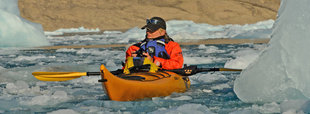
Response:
[18,0,280,31]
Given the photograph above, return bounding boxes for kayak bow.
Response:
[99,64,190,101]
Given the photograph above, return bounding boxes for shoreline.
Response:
[37,38,270,50]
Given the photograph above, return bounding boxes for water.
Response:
[0,32,276,113]
[2,0,308,112]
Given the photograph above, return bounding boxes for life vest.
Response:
[123,38,170,74]
[139,38,170,59]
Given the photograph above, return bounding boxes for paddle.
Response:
[32,65,242,81]
[33,72,100,81]
[164,65,242,76]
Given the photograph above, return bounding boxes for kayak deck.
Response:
[99,64,190,101]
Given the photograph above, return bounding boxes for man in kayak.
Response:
[124,17,183,72]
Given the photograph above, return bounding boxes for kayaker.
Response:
[125,17,183,70]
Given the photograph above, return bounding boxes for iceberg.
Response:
[0,0,49,47]
[234,0,310,102]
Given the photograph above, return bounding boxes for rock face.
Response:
[18,0,280,31]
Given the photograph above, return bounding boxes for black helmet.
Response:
[141,17,166,32]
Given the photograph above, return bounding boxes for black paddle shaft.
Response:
[165,65,220,76]
[86,66,238,76]
[87,72,101,76]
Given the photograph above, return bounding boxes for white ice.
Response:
[225,47,265,69]
[150,104,214,114]
[234,0,310,103]
[0,0,49,47]
[47,109,80,114]
[46,19,274,45]
[45,27,101,36]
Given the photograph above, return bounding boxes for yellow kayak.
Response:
[99,64,190,101]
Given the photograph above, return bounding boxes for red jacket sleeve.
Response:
[153,41,184,70]
[126,45,140,59]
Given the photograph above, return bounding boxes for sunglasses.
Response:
[146,19,159,25]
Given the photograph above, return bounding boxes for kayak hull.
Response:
[100,64,190,101]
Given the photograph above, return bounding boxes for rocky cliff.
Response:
[18,0,280,31]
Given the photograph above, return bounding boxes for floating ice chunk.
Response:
[76,48,90,54]
[234,0,310,103]
[229,109,260,114]
[54,26,100,33]
[13,55,56,61]
[51,91,68,99]
[251,102,280,113]
[198,45,225,53]
[5,81,35,94]
[21,91,70,106]
[202,89,213,93]
[150,104,214,114]
[56,48,77,53]
[72,76,100,85]
[280,100,307,113]
[191,73,228,84]
[27,95,50,105]
[47,109,80,114]
[36,82,47,86]
[280,100,310,114]
[44,31,64,36]
[103,31,122,34]
[0,66,5,71]
[0,0,49,47]
[184,56,223,65]
[170,96,192,101]
[225,49,261,69]
[211,84,230,90]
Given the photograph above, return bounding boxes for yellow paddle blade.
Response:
[32,72,81,75]
[32,72,88,81]
[219,68,242,72]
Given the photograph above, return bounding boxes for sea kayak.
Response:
[99,64,190,101]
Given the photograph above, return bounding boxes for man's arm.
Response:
[153,42,184,70]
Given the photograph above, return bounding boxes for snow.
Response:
[234,0,310,103]
[0,0,50,47]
